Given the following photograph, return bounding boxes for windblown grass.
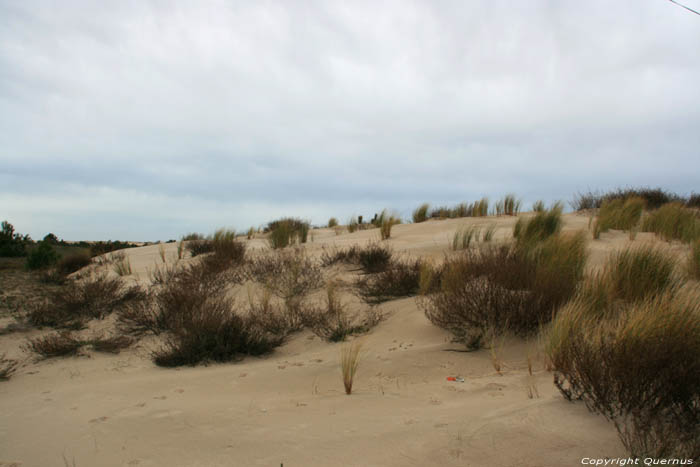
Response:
[451,225,480,250]
[642,202,700,243]
[501,194,522,216]
[412,203,430,223]
[483,224,497,242]
[513,202,563,245]
[585,246,680,307]
[548,290,700,458]
[594,197,645,238]
[112,254,132,276]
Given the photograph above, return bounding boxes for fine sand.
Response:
[1,213,687,467]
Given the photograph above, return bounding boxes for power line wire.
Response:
[668,0,700,16]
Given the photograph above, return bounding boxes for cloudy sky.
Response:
[1,1,699,241]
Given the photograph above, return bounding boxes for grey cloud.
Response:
[1,0,699,240]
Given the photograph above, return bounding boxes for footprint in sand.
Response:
[153,395,167,400]
[278,365,286,370]
[89,416,108,423]
[174,388,184,394]
[0,462,22,467]
[135,402,146,408]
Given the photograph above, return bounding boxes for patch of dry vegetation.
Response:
[0,354,19,381]
[27,274,145,330]
[421,205,586,349]
[548,245,699,458]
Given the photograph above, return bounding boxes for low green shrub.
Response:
[451,226,480,250]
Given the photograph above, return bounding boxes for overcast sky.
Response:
[1,1,699,241]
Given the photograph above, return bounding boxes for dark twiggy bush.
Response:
[308,282,383,342]
[25,332,83,359]
[89,335,134,354]
[355,259,422,304]
[246,248,323,305]
[0,354,19,381]
[27,274,145,329]
[152,294,285,367]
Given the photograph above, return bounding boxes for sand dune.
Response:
[3,213,676,467]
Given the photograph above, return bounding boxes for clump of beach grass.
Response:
[112,254,132,276]
[340,340,363,395]
[642,202,700,243]
[578,245,680,309]
[412,203,430,223]
[451,225,480,250]
[177,240,185,260]
[593,197,645,239]
[158,244,167,263]
[483,224,497,242]
[513,202,563,246]
[267,218,310,249]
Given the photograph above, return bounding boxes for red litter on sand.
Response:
[446,376,465,382]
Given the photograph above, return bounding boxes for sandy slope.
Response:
[2,213,688,467]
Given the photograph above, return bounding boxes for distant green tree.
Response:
[0,220,30,257]
[43,233,60,244]
[25,241,59,270]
